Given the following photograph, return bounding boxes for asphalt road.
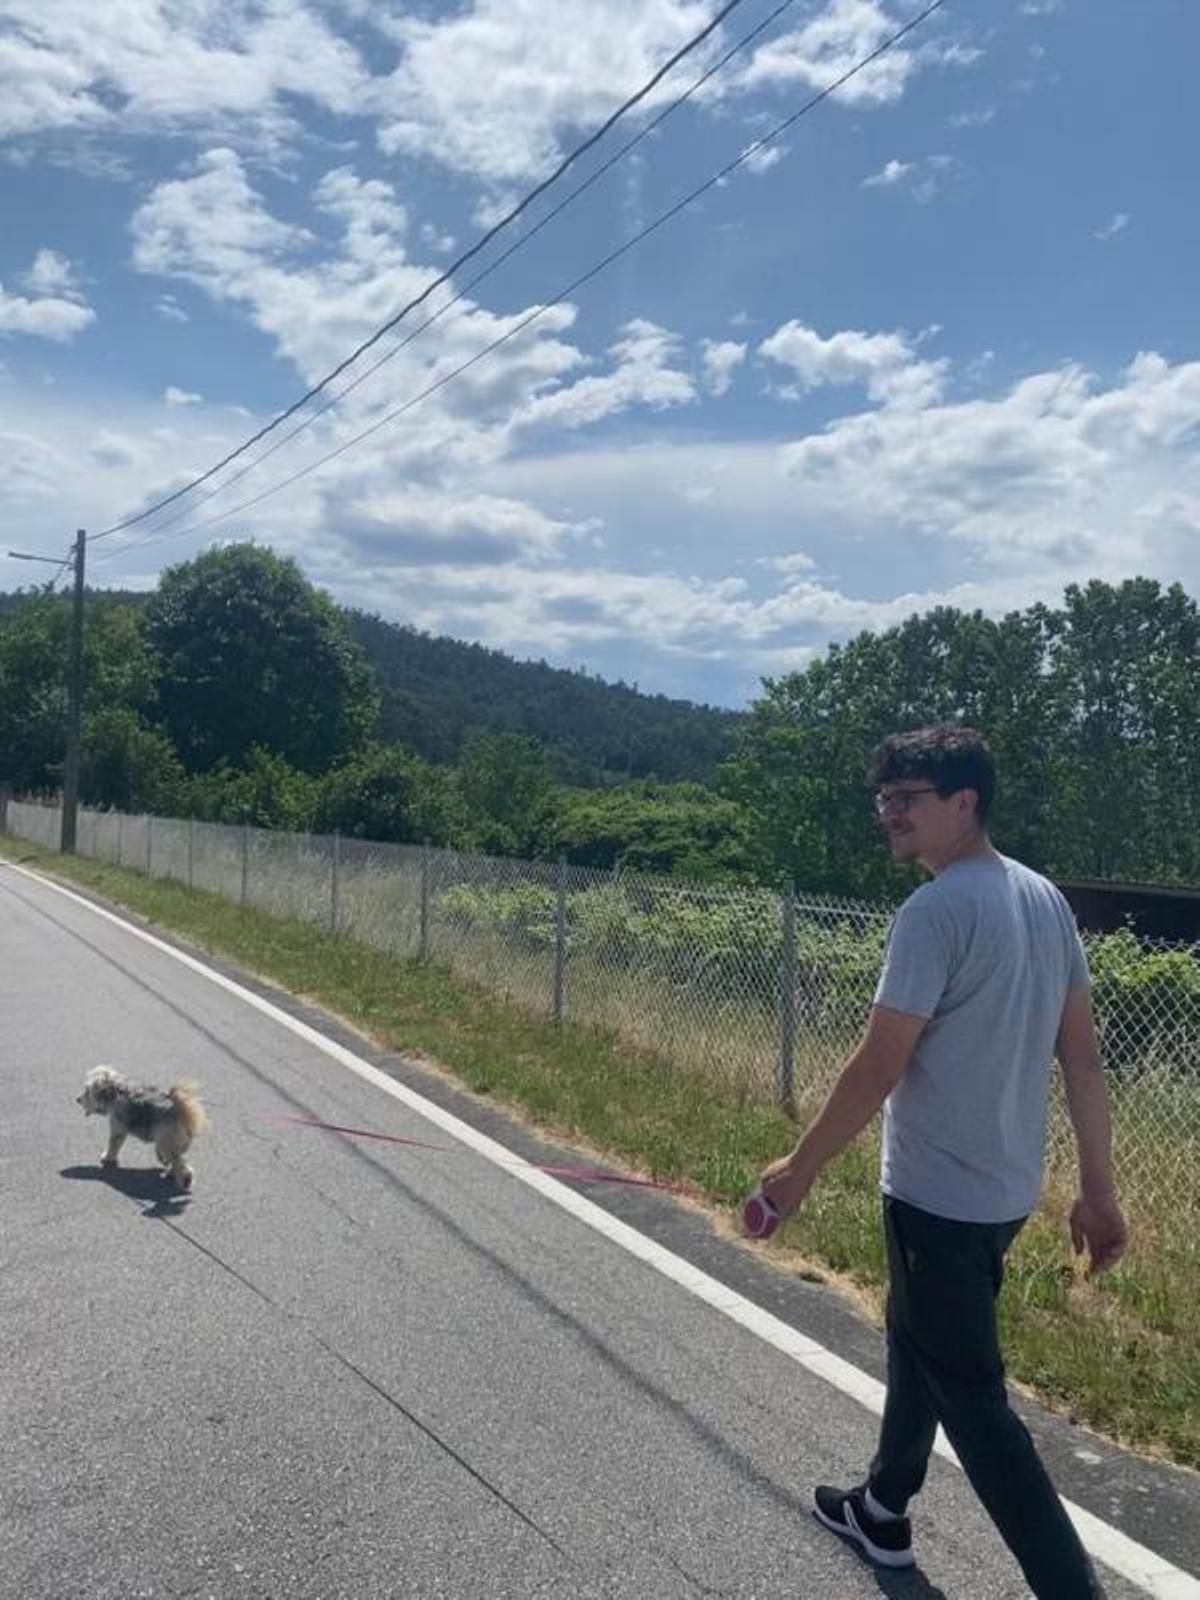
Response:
[2,863,1196,1600]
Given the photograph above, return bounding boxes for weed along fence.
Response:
[8,799,1200,1233]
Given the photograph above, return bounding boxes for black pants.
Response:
[869,1196,1104,1598]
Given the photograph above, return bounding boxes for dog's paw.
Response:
[100,1156,119,1169]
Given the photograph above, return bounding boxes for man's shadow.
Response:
[61,1163,192,1218]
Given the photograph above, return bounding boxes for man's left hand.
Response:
[759,1154,814,1219]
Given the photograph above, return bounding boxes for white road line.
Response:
[7,861,1197,1599]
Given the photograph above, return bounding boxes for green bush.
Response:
[434,879,888,1026]
[1087,930,1200,1073]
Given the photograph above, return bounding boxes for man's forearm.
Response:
[789,1048,897,1183]
[1062,1056,1117,1196]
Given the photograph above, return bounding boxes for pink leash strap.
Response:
[270,1113,697,1196]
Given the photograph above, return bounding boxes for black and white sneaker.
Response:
[813,1484,915,1568]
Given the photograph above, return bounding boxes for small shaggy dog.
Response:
[76,1066,209,1191]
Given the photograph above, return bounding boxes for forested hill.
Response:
[344,610,741,784]
[0,587,742,787]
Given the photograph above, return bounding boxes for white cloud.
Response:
[419,222,457,255]
[759,321,947,409]
[0,278,95,341]
[164,385,203,406]
[740,141,785,176]
[506,319,696,436]
[122,152,713,568]
[156,295,189,323]
[335,488,585,566]
[1,0,976,210]
[22,248,83,298]
[862,153,956,203]
[0,0,372,146]
[313,166,408,272]
[778,351,1200,569]
[727,0,949,107]
[131,148,312,294]
[374,0,719,184]
[759,550,817,574]
[700,339,746,397]
[1094,211,1130,241]
[861,157,912,187]
[373,0,973,188]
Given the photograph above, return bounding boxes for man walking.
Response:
[758,725,1127,1598]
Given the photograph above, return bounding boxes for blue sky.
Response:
[2,0,1197,707]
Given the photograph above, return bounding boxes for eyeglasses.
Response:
[873,786,941,817]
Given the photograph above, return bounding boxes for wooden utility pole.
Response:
[61,529,87,853]
[7,532,87,852]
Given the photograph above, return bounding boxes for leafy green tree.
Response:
[546,781,752,880]
[456,733,555,856]
[144,545,379,774]
[187,746,318,830]
[0,593,159,793]
[723,583,1200,897]
[720,628,910,898]
[81,706,188,814]
[1050,580,1200,881]
[313,744,464,845]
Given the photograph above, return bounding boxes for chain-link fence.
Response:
[7,799,1199,1230]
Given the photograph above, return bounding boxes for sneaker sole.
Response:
[813,1502,916,1569]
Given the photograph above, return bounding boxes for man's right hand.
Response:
[1069,1191,1128,1275]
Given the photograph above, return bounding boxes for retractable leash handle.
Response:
[742,1187,782,1240]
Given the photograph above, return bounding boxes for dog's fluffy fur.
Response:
[76,1066,209,1190]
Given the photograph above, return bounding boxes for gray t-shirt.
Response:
[874,853,1089,1224]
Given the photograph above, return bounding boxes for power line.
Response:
[101,0,948,565]
[94,0,805,558]
[91,0,753,544]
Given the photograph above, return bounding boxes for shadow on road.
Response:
[60,1163,192,1218]
[869,1563,949,1599]
[807,1525,949,1600]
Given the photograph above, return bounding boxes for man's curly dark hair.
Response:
[868,725,996,824]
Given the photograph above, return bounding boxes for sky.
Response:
[1,0,1197,709]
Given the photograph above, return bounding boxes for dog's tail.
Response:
[168,1081,209,1139]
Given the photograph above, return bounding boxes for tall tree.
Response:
[0,592,158,794]
[144,545,379,774]
[1051,580,1200,881]
[720,592,1200,898]
[456,733,554,856]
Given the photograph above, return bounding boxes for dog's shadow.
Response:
[61,1163,192,1218]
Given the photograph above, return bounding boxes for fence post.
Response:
[553,854,568,1026]
[146,815,153,877]
[418,841,431,960]
[117,810,123,868]
[187,817,195,891]
[778,878,797,1108]
[330,830,340,935]
[0,785,9,833]
[241,821,250,909]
